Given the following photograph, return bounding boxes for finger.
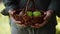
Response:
[31,25,40,28]
[15,21,22,24]
[44,15,48,20]
[21,24,27,27]
[36,24,43,28]
[15,21,27,27]
[9,10,16,15]
[44,13,51,20]
[44,11,52,20]
[15,21,26,27]
[41,19,48,26]
[32,24,40,28]
[43,12,48,20]
[38,19,49,28]
[9,14,17,21]
[16,24,26,27]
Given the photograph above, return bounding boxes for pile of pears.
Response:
[27,10,42,17]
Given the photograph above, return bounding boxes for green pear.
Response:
[27,11,33,17]
[33,10,41,17]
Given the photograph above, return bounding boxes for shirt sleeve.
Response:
[3,0,18,11]
[1,0,18,16]
[48,0,60,11]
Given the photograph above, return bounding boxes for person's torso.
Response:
[16,0,51,11]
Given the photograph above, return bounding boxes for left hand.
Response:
[40,10,54,27]
[33,10,54,28]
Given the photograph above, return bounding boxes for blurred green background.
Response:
[0,3,60,34]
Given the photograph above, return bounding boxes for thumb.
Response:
[44,13,51,20]
[9,10,16,15]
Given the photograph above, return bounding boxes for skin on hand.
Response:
[32,10,54,28]
[9,10,27,27]
[40,10,54,28]
[8,10,16,15]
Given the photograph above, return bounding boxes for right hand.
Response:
[9,10,27,28]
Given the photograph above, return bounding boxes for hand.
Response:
[9,10,27,27]
[39,10,54,27]
[32,10,54,28]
